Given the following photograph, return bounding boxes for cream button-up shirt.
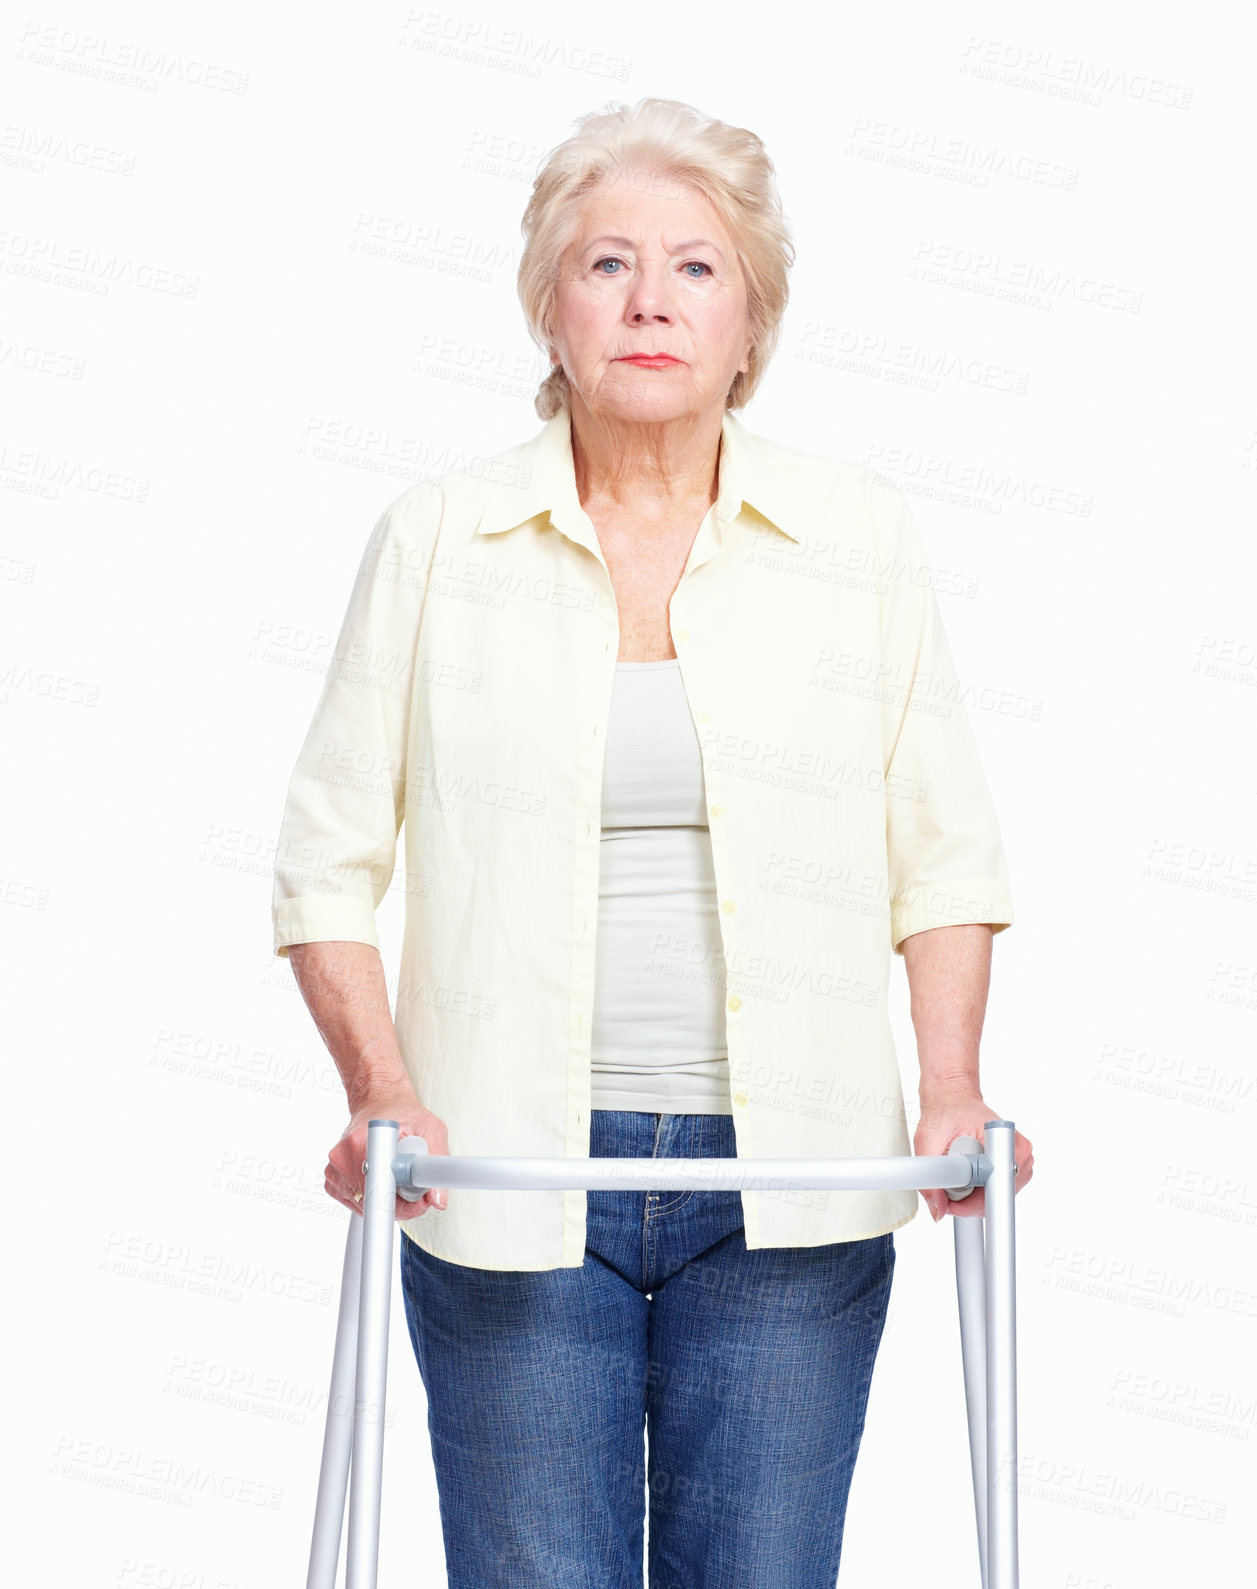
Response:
[271,400,1014,1270]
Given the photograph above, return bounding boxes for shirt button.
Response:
[709,802,724,818]
[732,1089,749,1107]
[727,994,742,1012]
[675,627,689,643]
[721,899,737,914]
[697,711,711,724]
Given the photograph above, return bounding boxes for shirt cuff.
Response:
[272,896,381,959]
[890,880,1014,955]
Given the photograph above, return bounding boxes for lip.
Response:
[616,354,682,366]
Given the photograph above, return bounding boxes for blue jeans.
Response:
[399,1109,896,1588]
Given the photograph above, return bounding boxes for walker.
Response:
[305,1120,1021,1587]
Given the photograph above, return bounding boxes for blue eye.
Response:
[592,257,713,277]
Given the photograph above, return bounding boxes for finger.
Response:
[397,1188,439,1217]
[328,1188,362,1216]
[325,1165,368,1218]
[391,1186,445,1218]
[328,1143,365,1183]
[327,1163,360,1194]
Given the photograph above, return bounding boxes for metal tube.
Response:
[390,1149,980,1197]
[306,1211,363,1588]
[346,1120,400,1589]
[983,1121,1019,1588]
[954,1215,989,1589]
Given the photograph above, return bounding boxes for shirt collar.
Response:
[473,401,802,545]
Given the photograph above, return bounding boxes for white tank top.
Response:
[590,659,732,1113]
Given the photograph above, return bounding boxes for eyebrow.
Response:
[582,235,726,263]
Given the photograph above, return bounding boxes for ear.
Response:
[738,331,752,377]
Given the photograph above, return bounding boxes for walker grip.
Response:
[392,1134,431,1202]
[945,1135,987,1201]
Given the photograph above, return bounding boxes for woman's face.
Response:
[549,169,752,426]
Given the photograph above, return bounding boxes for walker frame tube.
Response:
[305,1117,1019,1589]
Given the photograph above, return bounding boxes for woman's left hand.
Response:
[914,1093,1034,1221]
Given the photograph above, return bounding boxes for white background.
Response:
[4,2,1254,1584]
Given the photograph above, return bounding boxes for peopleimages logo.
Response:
[845,118,1080,189]
[958,35,1193,109]
[398,10,632,81]
[50,1434,281,1509]
[100,1230,334,1306]
[866,445,1093,517]
[0,229,199,297]
[15,23,250,93]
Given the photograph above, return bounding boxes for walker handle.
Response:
[945,1135,987,1201]
[393,1133,430,1202]
[392,1133,989,1199]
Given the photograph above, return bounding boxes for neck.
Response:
[567,395,725,517]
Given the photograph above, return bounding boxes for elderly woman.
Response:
[273,98,1033,1588]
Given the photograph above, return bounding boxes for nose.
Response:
[624,261,674,323]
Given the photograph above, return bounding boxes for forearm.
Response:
[900,923,994,1105]
[285,940,415,1113]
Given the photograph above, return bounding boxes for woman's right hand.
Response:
[325,1088,451,1220]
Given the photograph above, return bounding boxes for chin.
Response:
[588,375,699,421]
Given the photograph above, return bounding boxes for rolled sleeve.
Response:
[271,485,439,958]
[876,488,1015,954]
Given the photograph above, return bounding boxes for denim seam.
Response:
[652,1113,703,1217]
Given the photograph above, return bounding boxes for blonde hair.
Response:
[518,98,795,420]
